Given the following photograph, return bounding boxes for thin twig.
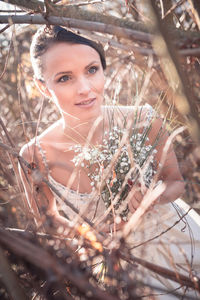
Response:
[0,30,13,80]
[164,0,186,18]
[120,251,200,292]
[122,126,185,238]
[0,24,11,33]
[0,228,119,300]
[0,227,199,295]
[159,0,164,19]
[129,204,192,250]
[147,0,200,142]
[66,0,105,6]
[43,0,51,18]
[5,227,70,240]
[0,9,25,13]
[188,0,200,30]
[0,117,15,148]
[0,116,30,212]
[0,140,105,237]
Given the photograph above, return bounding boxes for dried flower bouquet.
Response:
[70,105,163,221]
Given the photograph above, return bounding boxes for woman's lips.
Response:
[75,98,96,106]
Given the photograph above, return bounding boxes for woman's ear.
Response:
[34,78,51,98]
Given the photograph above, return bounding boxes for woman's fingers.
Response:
[128,191,143,213]
[102,187,148,231]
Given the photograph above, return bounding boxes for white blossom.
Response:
[70,113,158,220]
[84,152,91,160]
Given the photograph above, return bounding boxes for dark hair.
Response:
[30,25,106,81]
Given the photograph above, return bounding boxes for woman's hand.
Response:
[157,180,185,204]
[128,189,144,213]
[128,183,148,213]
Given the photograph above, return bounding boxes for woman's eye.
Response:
[58,75,70,83]
[88,66,98,74]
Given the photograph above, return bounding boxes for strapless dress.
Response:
[36,129,200,300]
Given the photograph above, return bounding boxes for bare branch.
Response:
[0,9,25,12]
[188,0,200,30]
[0,140,105,235]
[120,252,200,292]
[179,47,200,56]
[1,0,200,45]
[0,24,11,33]
[191,0,200,16]
[0,14,152,44]
[0,0,148,33]
[0,228,119,300]
[0,14,200,55]
[0,227,199,295]
[145,0,200,142]
[164,0,186,18]
[67,0,105,7]
[0,0,44,13]
[0,34,13,82]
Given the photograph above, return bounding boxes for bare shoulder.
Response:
[19,119,62,162]
[104,105,168,147]
[19,138,36,162]
[105,104,155,115]
[104,104,158,125]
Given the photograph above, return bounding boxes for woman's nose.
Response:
[77,76,91,95]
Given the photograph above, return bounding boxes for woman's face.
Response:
[41,42,105,121]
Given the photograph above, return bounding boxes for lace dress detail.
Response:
[35,139,105,222]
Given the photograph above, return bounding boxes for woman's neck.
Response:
[61,112,105,145]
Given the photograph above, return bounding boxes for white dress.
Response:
[47,172,200,299]
[36,119,200,299]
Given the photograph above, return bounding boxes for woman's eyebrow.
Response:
[55,70,72,77]
[85,60,99,69]
[54,61,99,78]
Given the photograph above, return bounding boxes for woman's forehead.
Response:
[42,42,101,73]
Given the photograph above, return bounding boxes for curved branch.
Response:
[120,252,200,292]
[0,0,44,12]
[0,14,152,43]
[0,140,105,237]
[0,0,148,33]
[0,229,118,300]
[1,14,200,58]
[148,0,200,142]
[0,228,199,295]
[1,0,200,45]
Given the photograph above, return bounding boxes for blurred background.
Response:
[0,0,199,230]
[0,1,200,298]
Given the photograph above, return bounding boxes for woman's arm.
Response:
[150,117,186,204]
[18,142,72,233]
[128,111,185,213]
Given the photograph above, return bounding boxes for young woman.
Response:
[19,26,200,298]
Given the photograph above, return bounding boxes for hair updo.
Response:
[30,25,106,81]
